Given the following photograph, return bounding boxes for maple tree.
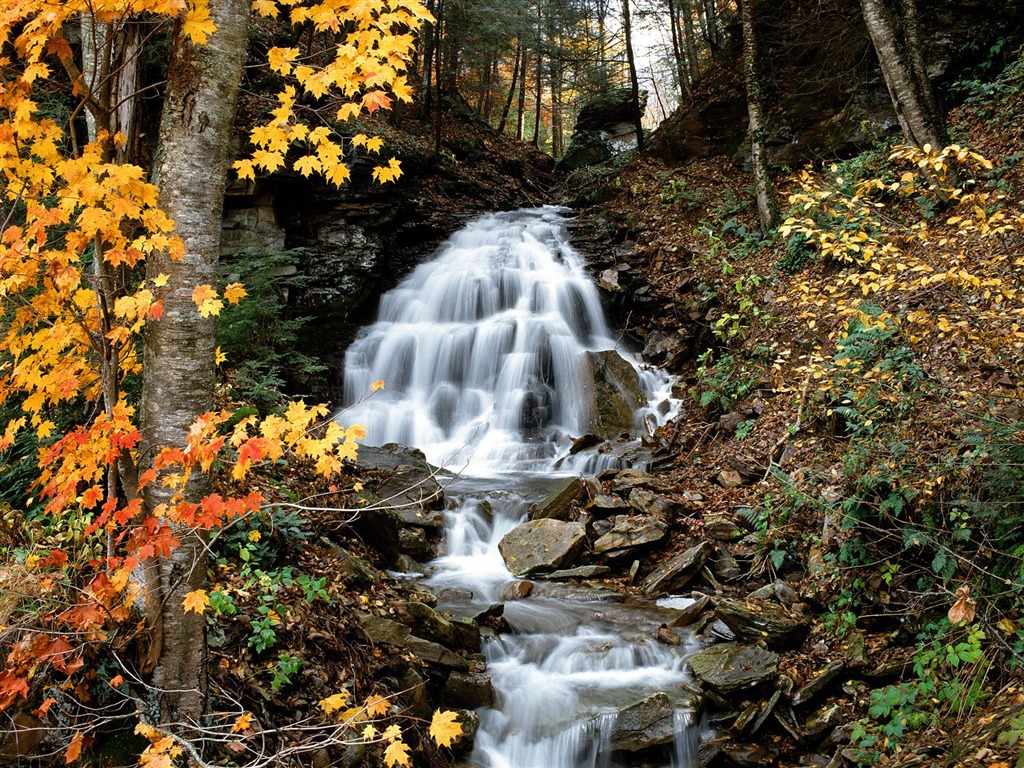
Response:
[0,0,447,761]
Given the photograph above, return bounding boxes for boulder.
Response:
[498,519,587,576]
[530,477,586,521]
[500,580,534,601]
[394,601,456,646]
[583,351,647,437]
[351,505,403,567]
[791,661,846,706]
[591,493,628,514]
[404,636,469,669]
[715,599,809,649]
[610,692,675,752]
[641,541,713,595]
[540,565,611,580]
[687,643,778,694]
[358,614,412,646]
[398,527,433,560]
[593,515,668,558]
[669,593,712,628]
[443,671,494,709]
[628,488,686,520]
[704,511,743,541]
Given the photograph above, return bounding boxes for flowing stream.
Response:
[341,208,704,768]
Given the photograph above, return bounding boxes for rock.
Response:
[792,661,846,706]
[540,565,611,580]
[802,703,842,739]
[842,631,869,670]
[352,506,403,567]
[358,614,412,646]
[710,547,743,581]
[717,469,745,489]
[717,412,746,433]
[498,519,587,576]
[716,599,810,649]
[628,488,686,520]
[404,636,469,669]
[687,643,778,694]
[0,711,43,760]
[610,692,675,752]
[656,625,682,645]
[641,541,713,595]
[500,580,534,601]
[394,601,456,646]
[704,511,742,540]
[710,620,737,642]
[746,584,776,601]
[398,667,429,716]
[593,515,668,557]
[531,477,586,521]
[608,469,663,493]
[448,617,481,651]
[452,709,480,750]
[721,741,780,767]
[643,330,688,367]
[398,527,433,560]
[558,130,614,171]
[438,587,474,602]
[569,434,604,454]
[750,688,784,735]
[371,464,445,519]
[591,494,629,514]
[774,579,800,606]
[669,593,712,628]
[334,549,384,589]
[394,555,427,575]
[443,671,494,709]
[583,351,647,437]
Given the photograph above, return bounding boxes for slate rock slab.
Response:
[687,643,778,694]
[498,519,587,576]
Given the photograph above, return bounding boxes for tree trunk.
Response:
[681,0,701,83]
[434,0,444,155]
[532,47,543,148]
[667,0,689,91]
[859,0,947,148]
[498,42,522,134]
[516,48,528,141]
[741,0,778,233]
[621,0,645,152]
[142,0,249,726]
[702,0,719,47]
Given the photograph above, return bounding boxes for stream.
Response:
[340,208,707,768]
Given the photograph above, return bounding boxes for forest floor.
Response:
[564,51,1024,768]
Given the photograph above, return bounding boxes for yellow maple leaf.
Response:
[215,347,227,365]
[153,273,169,288]
[361,724,376,740]
[183,1,217,44]
[372,158,402,184]
[370,379,385,392]
[183,589,210,615]
[231,712,253,733]
[251,0,278,16]
[383,739,411,768]
[65,732,83,763]
[364,694,389,717]
[223,282,247,304]
[192,284,224,317]
[319,691,351,713]
[429,710,462,748]
[364,136,384,154]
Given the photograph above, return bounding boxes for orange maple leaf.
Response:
[182,589,210,615]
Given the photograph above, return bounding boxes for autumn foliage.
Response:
[0,0,457,762]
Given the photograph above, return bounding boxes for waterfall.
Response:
[339,208,701,768]
[340,207,674,475]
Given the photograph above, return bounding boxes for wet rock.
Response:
[716,599,810,649]
[643,330,688,367]
[842,631,869,670]
[569,434,604,454]
[687,643,778,694]
[710,620,737,642]
[610,692,675,751]
[404,636,469,669]
[398,667,429,716]
[531,477,587,520]
[0,711,43,760]
[641,541,713,595]
[540,565,611,580]
[656,625,682,646]
[352,506,403,567]
[669,593,713,628]
[443,671,494,709]
[792,661,846,707]
[498,519,587,576]
[438,587,474,602]
[746,584,776,601]
[774,579,800,606]
[750,688,784,736]
[452,709,480,750]
[607,468,664,493]
[334,549,384,589]
[593,515,668,557]
[628,488,686,520]
[717,411,747,433]
[583,351,647,436]
[448,617,482,651]
[394,555,427,575]
[370,463,445,516]
[500,580,534,601]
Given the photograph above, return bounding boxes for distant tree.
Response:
[740,0,779,231]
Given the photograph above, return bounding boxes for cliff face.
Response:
[648,0,1024,168]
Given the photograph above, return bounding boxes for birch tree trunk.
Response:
[859,0,947,148]
[741,0,778,233]
[142,0,249,726]
[622,0,645,152]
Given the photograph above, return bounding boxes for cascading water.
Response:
[340,208,704,768]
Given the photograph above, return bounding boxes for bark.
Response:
[497,42,522,135]
[550,44,564,158]
[667,0,689,90]
[142,0,248,726]
[516,48,528,141]
[859,0,947,148]
[701,0,718,47]
[532,47,543,148]
[621,0,645,152]
[434,0,444,155]
[741,0,779,233]
[681,0,701,83]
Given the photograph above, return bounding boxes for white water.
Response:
[339,208,702,768]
